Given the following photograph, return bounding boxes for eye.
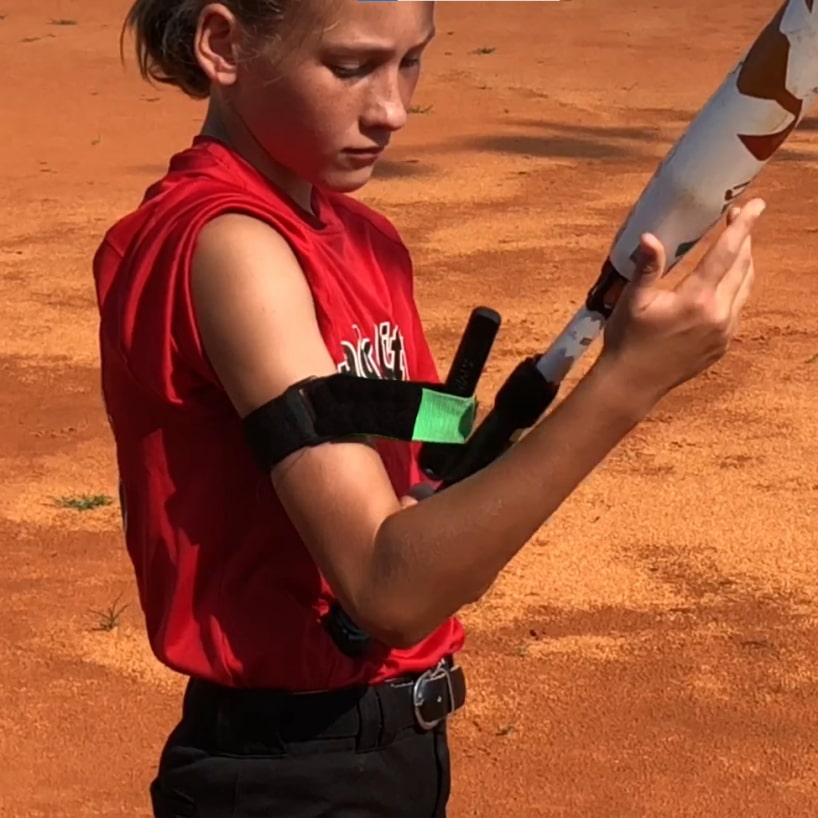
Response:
[400,56,422,71]
[329,63,371,80]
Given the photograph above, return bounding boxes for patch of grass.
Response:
[471,46,496,55]
[90,594,129,632]
[55,493,114,512]
[408,104,433,114]
[50,18,78,25]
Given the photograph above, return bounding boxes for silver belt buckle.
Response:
[412,659,456,731]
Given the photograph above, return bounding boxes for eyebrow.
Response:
[322,27,437,56]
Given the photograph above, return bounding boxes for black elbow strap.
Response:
[242,374,477,471]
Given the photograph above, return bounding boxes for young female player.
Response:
[93,0,765,815]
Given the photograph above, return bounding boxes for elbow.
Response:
[356,581,494,649]
[382,620,439,651]
[347,599,442,651]
[333,519,462,651]
[371,626,430,652]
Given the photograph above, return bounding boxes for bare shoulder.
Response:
[190,212,335,417]
[193,213,313,318]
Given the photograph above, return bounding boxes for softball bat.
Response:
[537,0,818,385]
[440,0,818,486]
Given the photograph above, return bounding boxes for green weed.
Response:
[55,493,114,512]
[90,595,129,632]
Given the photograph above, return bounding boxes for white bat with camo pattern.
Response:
[535,0,818,386]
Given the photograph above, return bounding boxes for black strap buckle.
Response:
[411,659,464,730]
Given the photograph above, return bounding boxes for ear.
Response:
[194,3,241,87]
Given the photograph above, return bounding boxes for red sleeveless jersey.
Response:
[92,136,465,692]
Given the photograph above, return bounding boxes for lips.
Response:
[342,147,384,167]
[345,147,384,157]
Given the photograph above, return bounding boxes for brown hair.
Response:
[121,0,311,99]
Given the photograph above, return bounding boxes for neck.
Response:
[200,99,315,215]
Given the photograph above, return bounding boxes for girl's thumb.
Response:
[630,233,667,289]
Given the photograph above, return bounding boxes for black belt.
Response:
[181,658,467,755]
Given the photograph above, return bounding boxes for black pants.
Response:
[150,664,463,818]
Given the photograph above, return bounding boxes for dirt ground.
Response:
[3,0,818,815]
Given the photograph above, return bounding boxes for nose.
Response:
[361,71,408,134]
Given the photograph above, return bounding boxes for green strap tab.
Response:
[412,388,476,444]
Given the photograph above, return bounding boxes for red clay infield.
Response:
[2,0,818,815]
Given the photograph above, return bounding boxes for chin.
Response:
[319,166,377,195]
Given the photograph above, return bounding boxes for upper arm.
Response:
[191,213,332,417]
[190,214,402,615]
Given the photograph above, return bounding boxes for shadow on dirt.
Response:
[502,118,667,143]
[0,354,106,463]
[463,133,642,161]
[792,116,818,132]
[452,115,679,161]
[372,158,434,179]
[455,557,818,816]
[430,112,818,166]
[124,164,172,178]
[777,147,818,163]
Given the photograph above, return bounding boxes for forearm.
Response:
[366,356,656,644]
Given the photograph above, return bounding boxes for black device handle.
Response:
[418,306,502,481]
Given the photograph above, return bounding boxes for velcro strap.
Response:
[242,374,476,471]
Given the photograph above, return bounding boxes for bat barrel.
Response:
[607,0,818,280]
